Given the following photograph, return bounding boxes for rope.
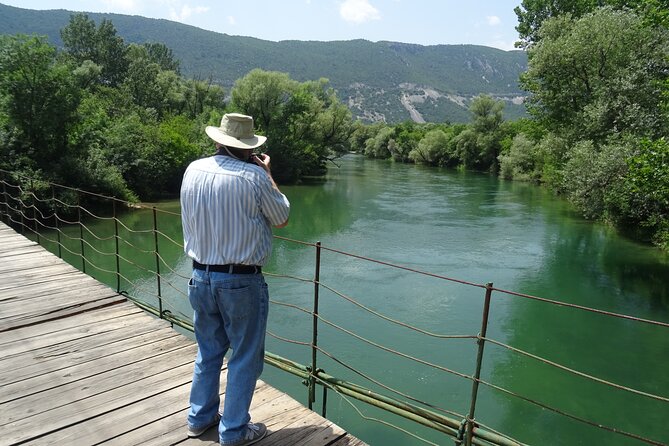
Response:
[310,373,443,446]
[483,337,669,403]
[314,344,467,420]
[492,287,669,328]
[318,244,486,289]
[477,379,666,446]
[315,313,474,382]
[318,280,478,340]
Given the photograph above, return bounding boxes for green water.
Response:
[31,154,669,445]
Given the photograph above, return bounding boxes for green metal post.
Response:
[153,207,163,318]
[20,181,24,234]
[30,180,40,244]
[78,192,86,274]
[309,241,322,410]
[113,201,121,293]
[1,177,7,224]
[322,386,328,418]
[465,282,493,446]
[52,186,61,258]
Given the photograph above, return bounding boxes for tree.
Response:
[123,44,162,112]
[0,35,80,171]
[61,13,128,86]
[452,95,505,171]
[514,0,669,48]
[498,133,543,181]
[520,8,669,143]
[231,69,294,131]
[364,127,393,159]
[143,42,180,73]
[609,138,669,247]
[231,69,353,182]
[409,128,456,166]
[515,0,600,48]
[183,78,225,118]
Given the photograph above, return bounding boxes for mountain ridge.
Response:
[0,3,528,123]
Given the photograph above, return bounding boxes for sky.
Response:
[1,0,524,51]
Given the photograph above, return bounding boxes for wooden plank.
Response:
[0,330,190,400]
[0,252,63,270]
[267,410,346,446]
[35,378,277,446]
[0,284,118,318]
[0,245,54,258]
[328,436,369,446]
[0,302,143,346]
[136,382,298,446]
[0,275,103,303]
[0,293,128,332]
[0,326,178,388]
[21,382,194,446]
[1,344,197,422]
[1,358,197,444]
[0,270,83,293]
[0,266,84,291]
[0,309,170,360]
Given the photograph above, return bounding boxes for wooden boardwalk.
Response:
[0,223,366,446]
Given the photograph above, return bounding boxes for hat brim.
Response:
[206,126,267,149]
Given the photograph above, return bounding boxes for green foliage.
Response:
[522,8,669,142]
[514,0,601,48]
[609,138,669,247]
[409,128,458,166]
[0,34,80,171]
[143,42,180,73]
[514,0,669,48]
[364,127,394,159]
[61,13,128,86]
[498,133,543,181]
[562,139,630,220]
[230,69,352,183]
[516,4,669,248]
[389,121,424,162]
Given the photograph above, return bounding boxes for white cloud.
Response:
[486,15,501,26]
[227,15,236,26]
[340,0,381,24]
[169,3,209,22]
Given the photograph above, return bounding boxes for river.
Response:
[35,154,669,445]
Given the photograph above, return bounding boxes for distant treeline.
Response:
[1,1,668,249]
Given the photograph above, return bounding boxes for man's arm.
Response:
[252,153,290,228]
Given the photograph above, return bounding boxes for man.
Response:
[180,113,290,445]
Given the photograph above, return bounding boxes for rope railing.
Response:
[1,170,667,446]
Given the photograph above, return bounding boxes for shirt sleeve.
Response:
[257,172,290,226]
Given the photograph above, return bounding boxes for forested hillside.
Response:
[0,3,527,123]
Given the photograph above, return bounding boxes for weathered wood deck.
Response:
[0,222,366,446]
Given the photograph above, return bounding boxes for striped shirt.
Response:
[180,155,290,266]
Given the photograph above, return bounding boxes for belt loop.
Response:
[228,265,234,274]
[205,264,211,273]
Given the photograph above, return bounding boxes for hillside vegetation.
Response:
[0,3,527,123]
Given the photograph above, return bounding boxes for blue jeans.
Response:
[187,268,269,444]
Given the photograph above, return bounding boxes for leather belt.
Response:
[192,260,261,274]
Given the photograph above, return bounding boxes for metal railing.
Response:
[1,169,667,446]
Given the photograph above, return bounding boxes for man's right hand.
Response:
[252,153,271,173]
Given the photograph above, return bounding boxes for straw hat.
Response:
[205,113,266,149]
